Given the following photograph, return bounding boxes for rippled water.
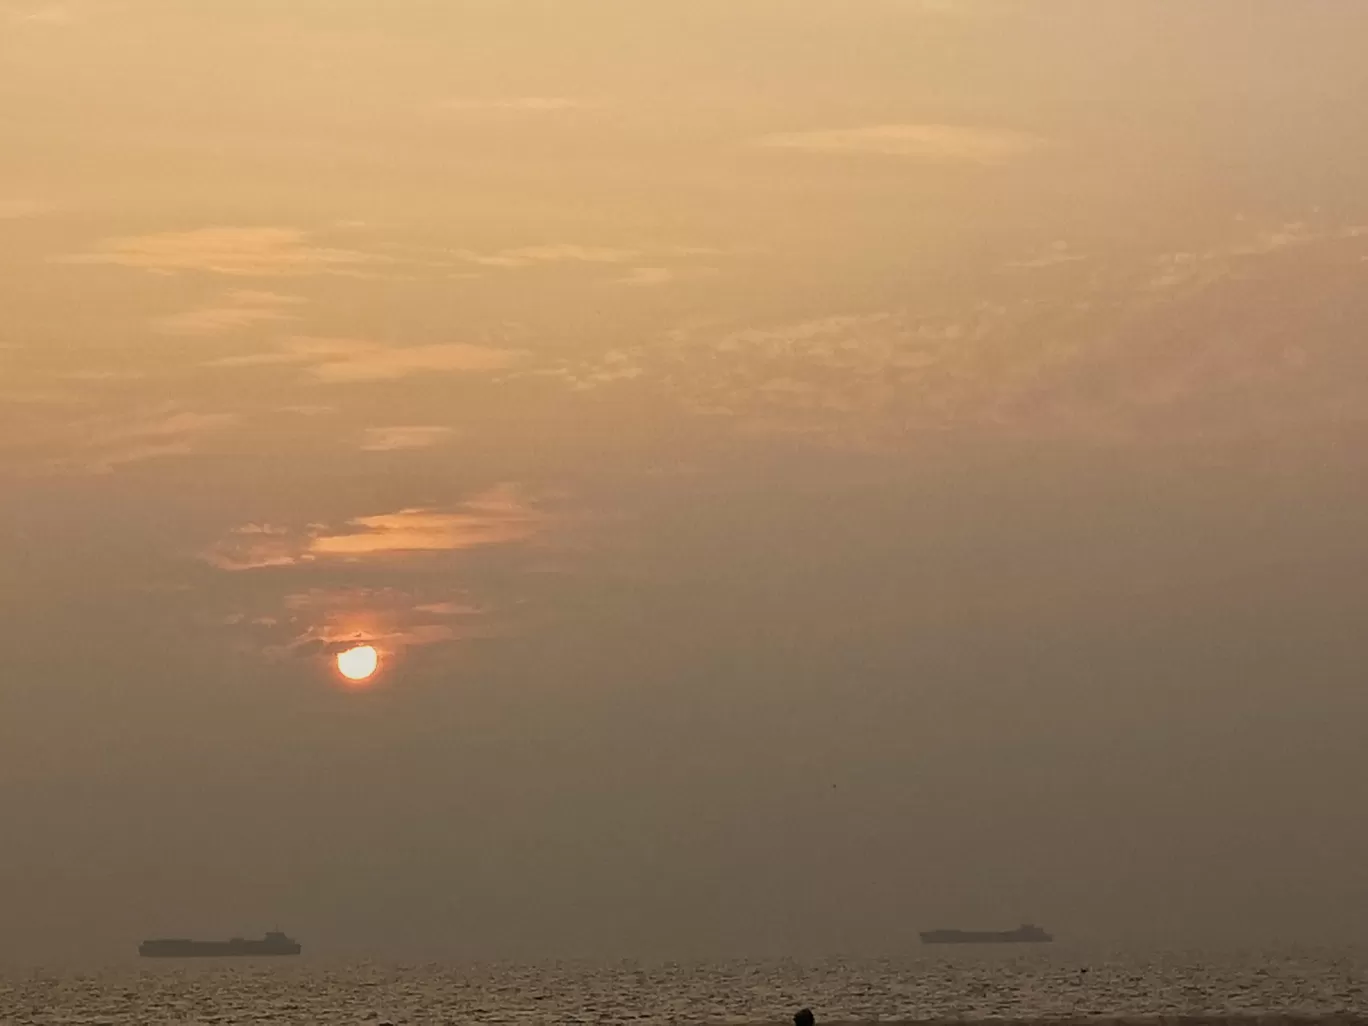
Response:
[4,950,1367,1026]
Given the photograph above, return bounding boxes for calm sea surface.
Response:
[4,949,1367,1026]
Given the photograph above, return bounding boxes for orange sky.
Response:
[3,0,1368,961]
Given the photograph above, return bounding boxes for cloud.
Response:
[0,199,51,219]
[204,492,556,662]
[1146,222,1368,292]
[260,587,491,656]
[93,411,237,468]
[1006,242,1087,271]
[211,336,524,383]
[153,290,305,336]
[359,426,456,452]
[201,524,299,571]
[301,342,522,383]
[900,0,978,14]
[56,408,240,474]
[455,244,638,269]
[542,312,902,408]
[756,123,1042,163]
[8,4,75,26]
[3,397,238,479]
[551,216,1368,446]
[87,440,198,470]
[311,489,546,557]
[66,368,147,383]
[413,601,481,616]
[203,484,549,571]
[104,411,238,439]
[61,227,388,277]
[438,96,584,113]
[443,244,724,280]
[615,267,677,287]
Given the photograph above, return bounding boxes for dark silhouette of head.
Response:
[795,1009,815,1026]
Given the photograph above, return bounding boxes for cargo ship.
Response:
[920,923,1052,944]
[139,930,302,958]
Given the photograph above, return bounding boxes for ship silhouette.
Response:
[920,923,1052,944]
[139,930,302,958]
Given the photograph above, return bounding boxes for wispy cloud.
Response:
[203,484,549,571]
[757,123,1042,163]
[46,407,240,474]
[202,524,298,571]
[7,4,76,26]
[94,411,237,471]
[359,425,456,452]
[211,336,524,383]
[613,264,720,288]
[438,96,585,113]
[248,587,492,658]
[0,198,52,219]
[615,267,677,287]
[1145,222,1368,292]
[61,227,388,277]
[204,489,556,662]
[1006,242,1086,271]
[454,244,639,270]
[550,217,1368,446]
[900,0,978,15]
[413,601,481,616]
[153,290,305,336]
[312,489,546,558]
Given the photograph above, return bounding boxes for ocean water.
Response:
[3,949,1366,1026]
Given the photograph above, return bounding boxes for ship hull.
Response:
[920,928,1052,945]
[139,937,301,958]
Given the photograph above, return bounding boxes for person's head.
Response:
[795,1009,815,1026]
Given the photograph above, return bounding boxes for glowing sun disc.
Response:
[336,645,379,682]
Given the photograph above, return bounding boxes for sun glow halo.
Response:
[336,644,380,683]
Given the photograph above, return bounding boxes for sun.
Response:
[336,644,380,683]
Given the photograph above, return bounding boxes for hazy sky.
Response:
[4,0,1368,963]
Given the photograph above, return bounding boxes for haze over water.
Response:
[4,0,1368,975]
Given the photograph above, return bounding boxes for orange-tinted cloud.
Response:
[311,489,545,558]
[202,524,299,572]
[62,227,387,277]
[359,426,457,452]
[551,218,1368,446]
[153,290,305,336]
[310,344,522,383]
[203,484,549,571]
[615,267,677,287]
[255,587,493,656]
[7,4,75,27]
[455,244,638,269]
[32,407,241,474]
[757,123,1041,163]
[203,491,548,660]
[212,336,523,383]
[438,96,585,113]
[0,198,52,218]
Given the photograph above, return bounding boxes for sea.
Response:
[2,948,1366,1026]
